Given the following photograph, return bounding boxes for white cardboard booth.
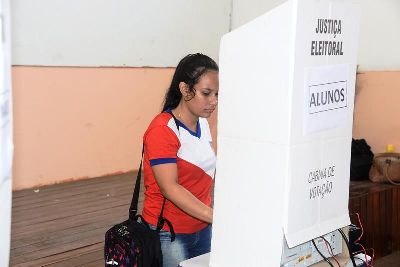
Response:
[0,0,13,266]
[181,0,360,266]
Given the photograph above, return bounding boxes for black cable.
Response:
[312,239,334,267]
[338,228,357,267]
[320,236,335,254]
[320,236,342,266]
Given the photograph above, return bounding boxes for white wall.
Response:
[11,0,231,67]
[231,0,286,29]
[231,0,400,71]
[13,0,397,70]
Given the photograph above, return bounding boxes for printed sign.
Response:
[308,80,347,114]
[304,64,350,135]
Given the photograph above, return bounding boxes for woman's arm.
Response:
[152,163,213,224]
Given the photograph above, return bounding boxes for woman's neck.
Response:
[172,104,198,132]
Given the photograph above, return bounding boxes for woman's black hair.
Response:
[162,53,219,111]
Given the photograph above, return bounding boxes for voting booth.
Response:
[180,0,360,266]
[0,1,13,266]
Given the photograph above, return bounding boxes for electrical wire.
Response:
[352,248,374,266]
[351,213,368,263]
[354,255,367,266]
[312,239,334,267]
[367,248,375,267]
[338,228,357,267]
[352,248,374,267]
[366,248,374,267]
[350,213,374,267]
[320,236,341,267]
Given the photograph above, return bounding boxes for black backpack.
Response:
[350,138,374,181]
[104,149,176,267]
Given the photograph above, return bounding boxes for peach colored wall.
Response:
[12,66,218,190]
[12,66,171,190]
[353,71,400,153]
[12,66,397,190]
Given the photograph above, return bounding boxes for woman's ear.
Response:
[179,82,195,101]
[179,82,188,96]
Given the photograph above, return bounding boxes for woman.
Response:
[142,53,219,267]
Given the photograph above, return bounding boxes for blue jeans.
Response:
[150,224,212,267]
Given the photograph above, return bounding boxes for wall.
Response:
[11,0,231,67]
[231,0,285,29]
[12,67,171,189]
[11,0,400,189]
[353,71,400,153]
[12,66,218,190]
[11,1,224,190]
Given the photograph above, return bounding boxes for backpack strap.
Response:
[129,144,144,220]
[129,110,180,241]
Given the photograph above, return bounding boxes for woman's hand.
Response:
[151,163,213,223]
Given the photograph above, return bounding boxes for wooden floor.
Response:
[10,172,140,267]
[10,173,400,267]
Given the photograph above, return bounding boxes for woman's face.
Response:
[184,70,219,118]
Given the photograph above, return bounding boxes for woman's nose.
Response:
[210,95,218,106]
